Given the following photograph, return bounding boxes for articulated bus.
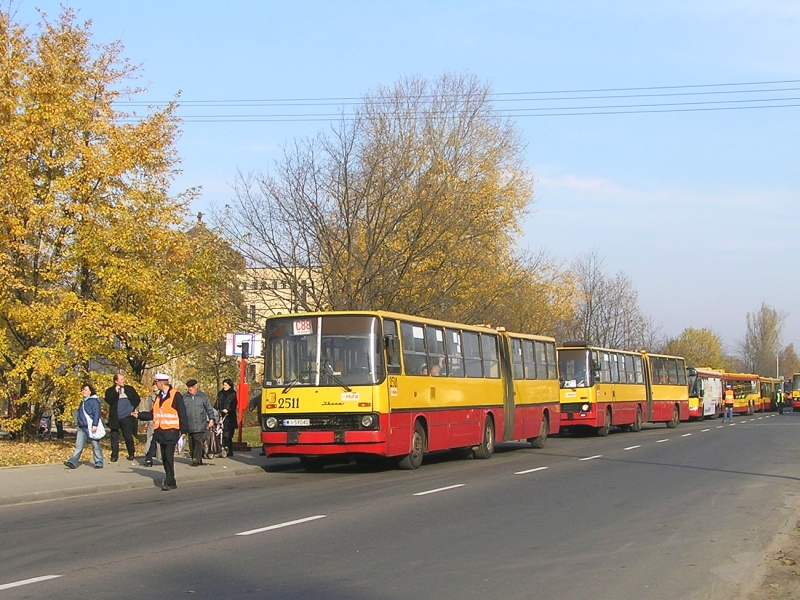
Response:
[687,367,723,420]
[557,343,689,435]
[721,373,760,414]
[260,311,560,470]
[790,374,800,411]
[759,377,782,412]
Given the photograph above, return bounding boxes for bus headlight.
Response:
[581,403,590,412]
[361,414,374,428]
[265,417,278,429]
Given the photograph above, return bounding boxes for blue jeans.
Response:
[67,427,104,467]
[724,406,734,422]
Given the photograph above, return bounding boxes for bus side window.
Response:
[463,331,483,377]
[482,334,500,378]
[546,342,557,379]
[511,339,524,380]
[634,355,644,383]
[611,353,620,383]
[446,329,465,377]
[535,341,547,380]
[426,326,447,376]
[401,321,428,376]
[676,359,686,385]
[523,340,536,379]
[601,352,612,383]
[383,319,401,375]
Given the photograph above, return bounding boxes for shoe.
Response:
[94,464,103,469]
[161,483,171,491]
[110,457,118,462]
[144,461,153,467]
[63,461,76,469]
[126,455,135,461]
[169,484,177,490]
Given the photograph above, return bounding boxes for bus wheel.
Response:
[631,406,643,432]
[398,421,426,470]
[474,417,495,459]
[666,404,679,428]
[529,415,549,449]
[299,456,326,472]
[596,408,611,437]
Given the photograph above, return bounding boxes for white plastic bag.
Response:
[176,434,186,453]
[83,405,106,440]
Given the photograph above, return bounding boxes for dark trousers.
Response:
[111,415,137,460]
[160,442,176,487]
[223,429,235,456]
[188,432,205,464]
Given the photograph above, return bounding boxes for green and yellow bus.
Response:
[260,311,561,470]
[557,343,689,435]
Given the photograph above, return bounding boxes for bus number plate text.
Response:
[278,397,300,409]
[283,418,310,427]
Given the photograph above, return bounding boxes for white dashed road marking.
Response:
[717,426,724,429]
[515,466,549,475]
[580,455,602,461]
[701,429,710,432]
[656,439,669,443]
[0,576,62,591]
[237,515,326,536]
[682,433,692,437]
[414,484,465,496]
[623,445,641,451]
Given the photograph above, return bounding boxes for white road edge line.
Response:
[414,484,465,496]
[237,515,326,536]
[0,575,62,591]
[682,433,692,437]
[656,439,669,443]
[515,466,549,475]
[701,428,710,432]
[579,455,602,461]
[623,445,641,451]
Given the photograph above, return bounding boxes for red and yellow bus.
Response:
[260,311,560,470]
[759,377,782,412]
[687,367,723,420]
[557,343,689,435]
[790,374,800,411]
[721,373,760,414]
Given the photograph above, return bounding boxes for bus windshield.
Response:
[793,374,800,392]
[265,315,385,388]
[687,370,700,397]
[559,348,592,388]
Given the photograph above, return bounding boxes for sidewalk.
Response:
[0,450,300,506]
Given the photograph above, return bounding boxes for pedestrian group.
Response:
[65,373,240,492]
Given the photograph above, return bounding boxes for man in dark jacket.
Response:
[183,380,215,466]
[104,373,141,462]
[153,373,189,491]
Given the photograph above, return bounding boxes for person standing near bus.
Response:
[776,386,785,415]
[153,373,188,491]
[723,385,735,422]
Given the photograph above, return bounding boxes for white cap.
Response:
[154,373,170,381]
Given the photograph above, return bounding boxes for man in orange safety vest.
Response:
[153,373,188,491]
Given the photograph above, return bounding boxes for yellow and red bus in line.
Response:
[687,367,723,420]
[260,311,560,470]
[759,377,782,412]
[790,373,800,411]
[721,373,760,414]
[557,343,689,435]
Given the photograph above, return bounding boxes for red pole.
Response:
[236,355,249,444]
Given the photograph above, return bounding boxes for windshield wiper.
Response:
[282,364,316,394]
[323,362,352,393]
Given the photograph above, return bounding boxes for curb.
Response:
[0,464,267,507]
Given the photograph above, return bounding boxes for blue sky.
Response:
[14,1,800,355]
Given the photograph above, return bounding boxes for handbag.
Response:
[137,410,153,422]
[83,404,106,440]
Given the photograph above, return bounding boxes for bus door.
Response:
[382,319,402,411]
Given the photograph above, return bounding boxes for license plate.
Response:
[283,418,310,426]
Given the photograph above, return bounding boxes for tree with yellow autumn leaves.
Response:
[0,9,242,437]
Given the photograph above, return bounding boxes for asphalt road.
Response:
[1,412,798,600]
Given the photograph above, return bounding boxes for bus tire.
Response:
[596,408,611,437]
[474,416,495,459]
[398,421,426,470]
[299,456,326,472]
[666,404,679,428]
[631,406,643,432]
[530,415,549,449]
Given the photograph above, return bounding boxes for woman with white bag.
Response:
[64,383,105,469]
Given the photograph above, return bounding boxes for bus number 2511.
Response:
[278,397,300,409]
